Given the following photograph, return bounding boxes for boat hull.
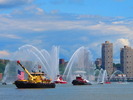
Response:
[105,81,111,84]
[54,81,67,84]
[72,80,92,85]
[14,80,56,88]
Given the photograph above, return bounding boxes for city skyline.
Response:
[0,0,133,62]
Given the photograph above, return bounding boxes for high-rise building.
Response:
[101,41,113,76]
[120,46,133,78]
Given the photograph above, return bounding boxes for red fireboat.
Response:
[105,81,111,84]
[54,75,67,84]
[72,75,92,85]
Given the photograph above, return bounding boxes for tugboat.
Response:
[14,60,55,88]
[54,75,67,84]
[72,75,92,85]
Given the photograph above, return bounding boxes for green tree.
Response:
[0,63,6,74]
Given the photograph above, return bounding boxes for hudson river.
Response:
[0,83,133,100]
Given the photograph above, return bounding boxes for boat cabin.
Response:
[30,72,45,76]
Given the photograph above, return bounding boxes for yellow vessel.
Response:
[14,60,55,88]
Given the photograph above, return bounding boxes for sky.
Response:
[0,0,133,63]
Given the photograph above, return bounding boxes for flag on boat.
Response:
[17,70,24,80]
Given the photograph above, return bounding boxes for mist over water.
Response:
[97,69,108,83]
[2,45,59,83]
[2,44,127,85]
[63,46,95,83]
[110,70,127,82]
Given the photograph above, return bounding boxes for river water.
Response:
[0,82,133,100]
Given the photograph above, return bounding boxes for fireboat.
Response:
[54,75,67,84]
[72,75,92,85]
[14,60,55,88]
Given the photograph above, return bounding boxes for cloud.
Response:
[113,38,130,60]
[36,8,45,15]
[112,21,124,24]
[0,50,10,58]
[0,34,21,39]
[87,22,133,36]
[115,38,130,46]
[0,7,132,39]
[24,6,45,15]
[0,0,34,8]
[1,6,133,61]
[1,18,130,37]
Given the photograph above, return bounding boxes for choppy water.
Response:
[0,82,133,100]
